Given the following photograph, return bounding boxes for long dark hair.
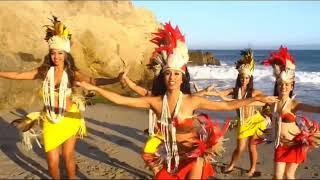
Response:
[36,51,78,87]
[273,81,295,98]
[233,74,254,99]
[151,67,191,96]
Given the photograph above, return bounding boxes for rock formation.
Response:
[188,50,221,66]
[0,1,159,109]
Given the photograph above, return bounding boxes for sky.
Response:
[133,1,320,50]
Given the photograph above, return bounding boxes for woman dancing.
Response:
[77,22,278,179]
[197,49,271,176]
[0,16,121,179]
[264,46,320,179]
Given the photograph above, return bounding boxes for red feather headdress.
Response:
[148,22,188,74]
[263,45,296,83]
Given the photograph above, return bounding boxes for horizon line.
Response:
[189,48,320,51]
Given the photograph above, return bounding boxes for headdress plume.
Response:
[148,22,189,74]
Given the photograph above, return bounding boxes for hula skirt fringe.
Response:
[42,104,86,152]
[238,111,267,139]
[142,114,229,179]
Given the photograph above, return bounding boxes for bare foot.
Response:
[247,169,255,177]
[222,166,234,174]
[247,170,261,177]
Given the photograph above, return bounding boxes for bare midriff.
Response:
[52,95,73,113]
[176,132,198,147]
[280,122,301,145]
[242,105,255,119]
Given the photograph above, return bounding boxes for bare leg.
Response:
[187,157,204,179]
[247,136,258,176]
[46,147,60,179]
[225,138,248,172]
[285,163,299,179]
[62,136,77,180]
[274,162,286,179]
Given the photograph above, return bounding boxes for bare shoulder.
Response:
[189,94,207,105]
[146,95,162,112]
[75,71,92,82]
[74,71,85,78]
[74,71,82,79]
[145,95,162,103]
[152,95,162,100]
[183,93,194,101]
[190,94,202,100]
[291,99,301,109]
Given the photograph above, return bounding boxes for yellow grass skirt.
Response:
[42,104,86,152]
[238,111,267,139]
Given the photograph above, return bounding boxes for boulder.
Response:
[0,1,159,109]
[188,50,221,66]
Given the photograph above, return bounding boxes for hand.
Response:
[118,66,130,88]
[118,66,130,81]
[256,96,279,104]
[76,81,98,91]
[204,84,219,96]
[190,82,201,92]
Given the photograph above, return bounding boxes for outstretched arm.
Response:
[293,101,320,114]
[119,67,151,96]
[76,81,151,109]
[192,95,278,111]
[215,89,268,105]
[0,69,39,80]
[193,84,234,98]
[95,77,120,86]
[122,76,151,96]
[192,83,217,96]
[245,89,267,106]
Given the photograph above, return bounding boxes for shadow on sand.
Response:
[2,108,88,179]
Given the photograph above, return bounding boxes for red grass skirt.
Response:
[155,159,214,180]
[274,144,307,164]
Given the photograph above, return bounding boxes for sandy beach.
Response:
[0,103,319,179]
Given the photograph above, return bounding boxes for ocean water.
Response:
[189,50,320,120]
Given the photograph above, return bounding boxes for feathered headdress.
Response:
[148,22,189,74]
[235,48,255,76]
[44,15,71,52]
[263,45,295,83]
